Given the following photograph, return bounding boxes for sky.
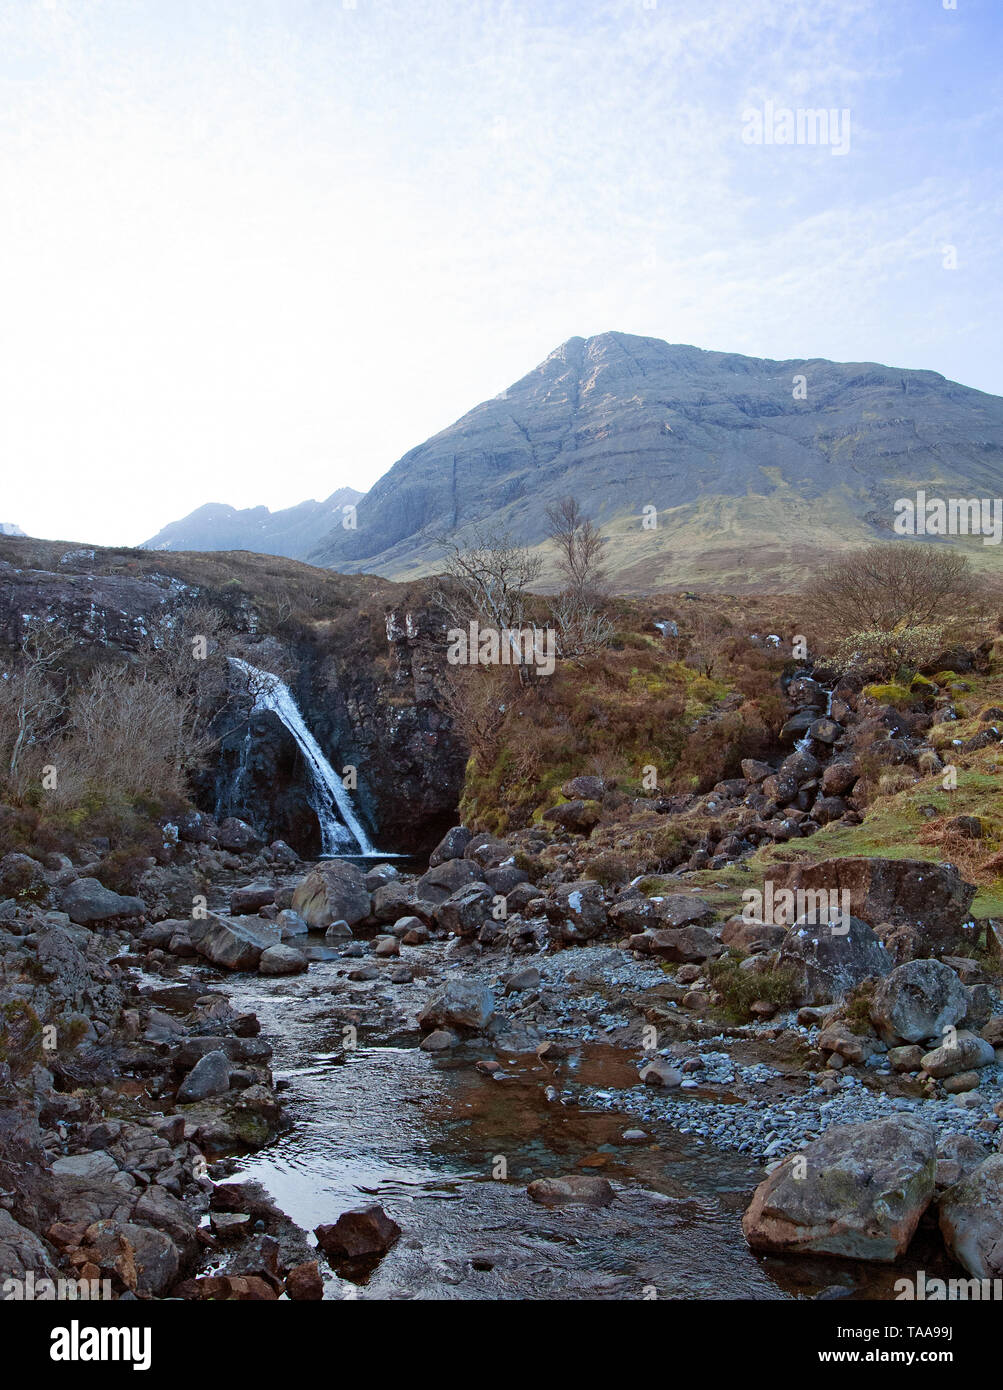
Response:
[1,0,1001,547]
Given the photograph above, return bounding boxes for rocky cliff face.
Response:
[310,332,1003,591]
[0,538,464,855]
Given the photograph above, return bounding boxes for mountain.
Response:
[143,488,363,561]
[0,523,26,537]
[309,332,1003,592]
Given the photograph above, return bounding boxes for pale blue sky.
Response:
[1,0,1000,545]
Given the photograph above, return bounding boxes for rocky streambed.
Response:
[2,821,1002,1302]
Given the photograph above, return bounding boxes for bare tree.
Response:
[544,496,613,659]
[0,620,71,788]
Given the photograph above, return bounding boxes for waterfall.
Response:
[229,657,376,855]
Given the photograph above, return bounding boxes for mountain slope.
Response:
[143,488,363,561]
[309,333,1003,591]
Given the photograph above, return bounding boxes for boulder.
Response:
[645,925,718,963]
[542,799,601,833]
[418,981,494,1033]
[778,915,892,1004]
[609,893,713,934]
[59,878,145,925]
[463,833,513,870]
[553,879,608,940]
[869,959,969,1045]
[217,818,263,852]
[920,1030,996,1079]
[742,1116,937,1260]
[939,1155,1003,1278]
[527,1175,616,1209]
[821,762,858,796]
[314,1204,401,1260]
[291,860,370,928]
[177,1050,231,1103]
[434,882,495,937]
[768,858,976,954]
[414,858,482,904]
[230,882,276,915]
[428,825,472,867]
[258,944,309,975]
[192,913,280,971]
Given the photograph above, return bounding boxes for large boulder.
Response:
[258,944,309,975]
[291,860,370,928]
[191,913,280,971]
[418,981,494,1033]
[553,879,608,940]
[428,826,473,866]
[217,817,264,852]
[230,882,276,915]
[778,915,892,1004]
[768,858,976,953]
[314,1204,401,1260]
[0,1210,61,1284]
[414,858,482,904]
[59,878,145,925]
[177,1050,231,1103]
[869,959,970,1045]
[434,882,495,937]
[939,1155,1003,1278]
[742,1116,937,1261]
[920,1030,996,1079]
[609,893,713,935]
[542,800,601,833]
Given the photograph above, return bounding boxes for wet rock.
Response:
[285,1260,324,1300]
[939,1155,1003,1278]
[527,1175,616,1209]
[191,913,280,971]
[363,863,399,891]
[258,943,309,975]
[419,981,495,1033]
[314,1203,401,1260]
[177,1050,231,1103]
[428,825,472,866]
[869,959,969,1045]
[292,859,370,928]
[231,882,276,914]
[808,717,841,744]
[779,915,892,1005]
[742,1115,937,1260]
[419,1029,458,1051]
[217,818,263,852]
[921,1030,996,1079]
[276,908,309,938]
[59,878,144,925]
[324,919,353,940]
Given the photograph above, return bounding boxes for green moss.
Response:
[863,682,915,708]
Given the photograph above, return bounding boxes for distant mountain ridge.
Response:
[306,332,1003,592]
[142,488,362,560]
[0,523,26,537]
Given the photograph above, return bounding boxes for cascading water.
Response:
[229,657,376,856]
